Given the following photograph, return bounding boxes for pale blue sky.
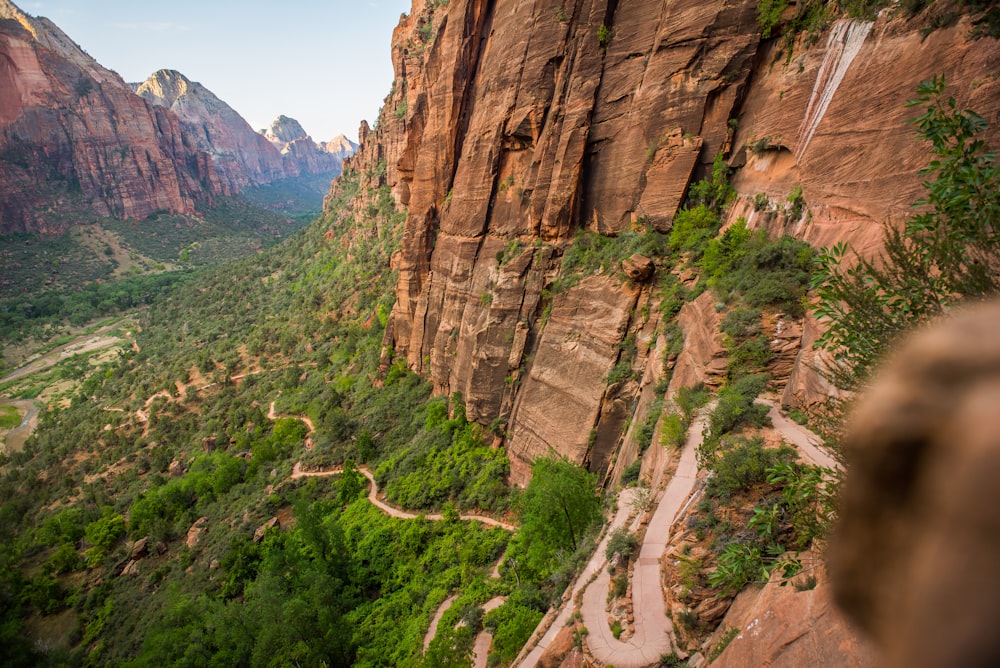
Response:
[20,0,413,142]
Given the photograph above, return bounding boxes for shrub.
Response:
[621,459,643,485]
[707,374,771,441]
[705,436,795,500]
[606,528,639,561]
[721,306,762,339]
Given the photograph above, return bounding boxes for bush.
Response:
[484,603,544,665]
[705,436,795,500]
[721,306,762,339]
[669,205,719,256]
[606,528,639,561]
[621,459,643,485]
[707,374,771,440]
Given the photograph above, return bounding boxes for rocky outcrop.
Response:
[342,0,1000,479]
[0,0,226,233]
[710,564,877,668]
[136,69,287,190]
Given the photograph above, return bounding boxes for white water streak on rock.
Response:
[796,20,873,160]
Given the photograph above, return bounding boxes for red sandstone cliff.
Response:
[0,0,227,234]
[338,0,1000,486]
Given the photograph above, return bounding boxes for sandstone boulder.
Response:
[622,254,654,282]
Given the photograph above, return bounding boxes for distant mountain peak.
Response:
[264,115,310,145]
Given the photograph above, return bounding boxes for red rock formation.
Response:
[341,0,999,479]
[0,1,227,233]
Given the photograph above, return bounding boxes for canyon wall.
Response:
[344,0,1000,484]
[0,1,225,233]
[0,0,355,234]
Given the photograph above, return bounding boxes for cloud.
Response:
[112,22,192,33]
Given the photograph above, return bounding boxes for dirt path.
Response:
[0,399,39,453]
[471,596,507,668]
[290,462,516,530]
[423,595,458,652]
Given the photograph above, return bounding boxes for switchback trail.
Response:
[518,399,831,667]
[290,462,516,530]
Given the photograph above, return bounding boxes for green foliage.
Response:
[812,76,1000,389]
[757,0,789,38]
[767,462,839,547]
[605,527,639,561]
[702,220,814,316]
[0,405,21,429]
[0,270,191,341]
[521,457,601,553]
[669,205,720,256]
[721,306,762,339]
[703,436,795,501]
[484,602,544,664]
[377,395,510,512]
[556,228,667,291]
[708,542,767,594]
[598,23,612,47]
[688,153,737,215]
[659,411,686,448]
[786,185,806,220]
[706,374,771,442]
[676,383,712,421]
[84,508,126,566]
[509,457,602,582]
[620,458,643,485]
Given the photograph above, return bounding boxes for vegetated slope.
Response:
[0,155,607,666]
[363,0,1000,484]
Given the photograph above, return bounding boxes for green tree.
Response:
[519,456,601,555]
[812,76,1000,389]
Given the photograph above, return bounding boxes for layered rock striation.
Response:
[343,0,1000,483]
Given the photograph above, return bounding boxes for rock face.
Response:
[135,69,287,190]
[0,1,355,234]
[347,0,1000,482]
[0,0,226,233]
[711,565,878,668]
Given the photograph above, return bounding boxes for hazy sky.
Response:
[19,0,413,143]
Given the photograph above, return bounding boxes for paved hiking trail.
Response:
[579,409,709,667]
[517,399,835,667]
[516,486,642,666]
[759,399,841,470]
